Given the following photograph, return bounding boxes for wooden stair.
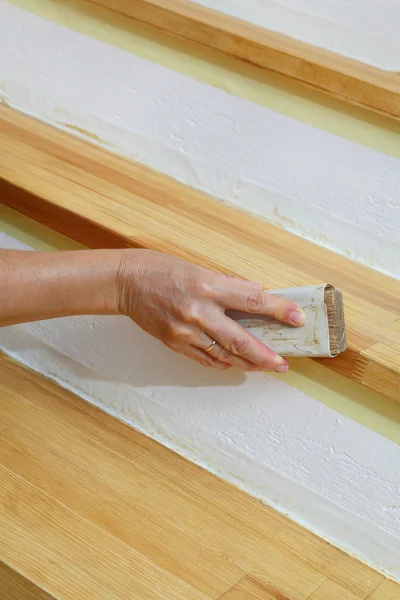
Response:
[1,351,399,599]
[90,0,400,121]
[0,105,399,402]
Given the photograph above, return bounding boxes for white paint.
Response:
[1,4,399,278]
[193,0,400,70]
[1,234,400,579]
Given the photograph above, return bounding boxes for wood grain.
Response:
[219,575,287,599]
[369,579,400,600]
[0,561,55,600]
[0,106,399,402]
[323,553,386,599]
[308,579,371,600]
[361,342,400,402]
[87,0,400,120]
[0,352,397,599]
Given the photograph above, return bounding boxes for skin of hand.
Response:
[0,248,304,373]
[117,249,305,373]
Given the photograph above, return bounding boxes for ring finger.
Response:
[207,340,260,371]
[181,345,231,370]
[198,333,260,371]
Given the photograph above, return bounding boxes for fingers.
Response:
[207,314,289,372]
[162,319,288,372]
[207,341,261,372]
[214,277,305,326]
[194,331,260,371]
[181,345,232,370]
[164,327,261,371]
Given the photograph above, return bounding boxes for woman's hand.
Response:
[117,250,305,373]
[0,247,304,372]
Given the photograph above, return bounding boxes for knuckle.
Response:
[228,335,249,356]
[197,278,213,296]
[174,325,192,342]
[246,290,265,313]
[218,348,234,363]
[273,300,289,321]
[186,268,213,296]
[179,301,202,325]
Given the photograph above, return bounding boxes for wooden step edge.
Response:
[0,106,399,403]
[88,0,400,121]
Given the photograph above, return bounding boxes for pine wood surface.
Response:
[0,106,399,402]
[87,0,400,120]
[0,352,398,600]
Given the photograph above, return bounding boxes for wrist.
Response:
[116,248,148,317]
[51,249,125,318]
[90,249,125,316]
[47,249,124,318]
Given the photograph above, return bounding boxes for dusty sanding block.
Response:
[230,283,347,358]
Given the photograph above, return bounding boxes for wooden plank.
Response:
[369,579,400,600]
[133,447,385,599]
[87,0,400,120]
[218,575,286,599]
[361,342,400,403]
[0,561,55,600]
[220,576,391,600]
[0,356,245,599]
[323,553,385,599]
[0,465,209,600]
[1,353,396,600]
[307,579,362,600]
[0,515,115,600]
[389,320,400,334]
[0,106,399,402]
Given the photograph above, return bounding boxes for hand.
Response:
[117,250,305,372]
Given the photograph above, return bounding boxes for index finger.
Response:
[214,277,305,326]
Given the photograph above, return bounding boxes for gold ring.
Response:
[204,339,216,353]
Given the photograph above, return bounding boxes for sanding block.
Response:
[229,283,347,358]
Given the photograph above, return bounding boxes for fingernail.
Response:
[290,309,305,326]
[275,365,289,374]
